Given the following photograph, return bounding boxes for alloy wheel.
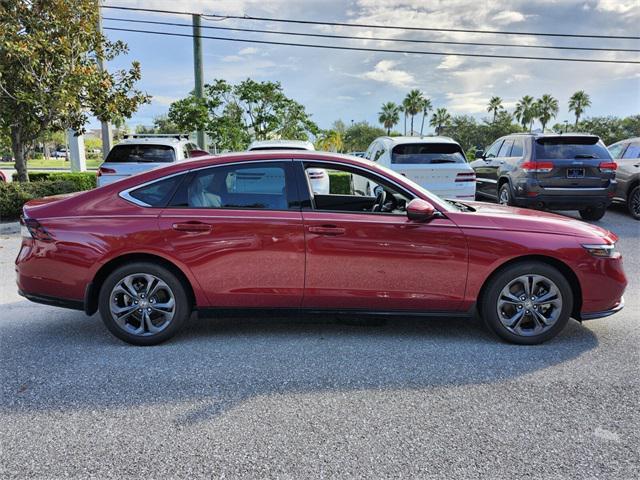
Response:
[499,187,510,205]
[631,187,640,218]
[496,274,563,337]
[109,273,176,336]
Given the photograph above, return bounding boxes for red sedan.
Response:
[16,152,626,345]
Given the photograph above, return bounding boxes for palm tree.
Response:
[536,94,559,132]
[419,98,433,136]
[316,129,343,152]
[568,90,591,127]
[514,95,536,131]
[487,96,503,123]
[403,89,425,135]
[429,108,452,135]
[378,102,401,135]
[401,97,411,135]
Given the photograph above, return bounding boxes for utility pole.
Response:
[193,14,206,150]
[97,2,113,159]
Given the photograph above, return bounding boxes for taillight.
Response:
[97,166,116,177]
[522,161,554,173]
[20,217,52,241]
[598,161,617,173]
[455,172,476,182]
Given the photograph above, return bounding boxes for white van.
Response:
[360,136,476,200]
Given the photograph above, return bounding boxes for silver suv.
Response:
[97,134,207,187]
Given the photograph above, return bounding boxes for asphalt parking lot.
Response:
[1,206,638,479]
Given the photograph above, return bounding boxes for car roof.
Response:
[375,136,460,146]
[247,139,315,151]
[608,137,640,146]
[116,135,192,147]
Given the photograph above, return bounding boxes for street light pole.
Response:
[193,14,206,150]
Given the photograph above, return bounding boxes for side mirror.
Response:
[475,149,485,160]
[406,198,436,222]
[190,149,209,158]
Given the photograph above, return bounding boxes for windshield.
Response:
[105,144,176,163]
[535,137,611,160]
[391,143,466,164]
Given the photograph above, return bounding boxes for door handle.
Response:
[172,221,212,232]
[308,225,345,235]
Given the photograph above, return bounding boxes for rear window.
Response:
[391,143,466,164]
[105,144,176,163]
[249,146,307,151]
[534,137,610,160]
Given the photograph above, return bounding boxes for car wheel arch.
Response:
[476,254,583,320]
[85,253,196,316]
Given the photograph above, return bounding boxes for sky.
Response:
[98,0,640,133]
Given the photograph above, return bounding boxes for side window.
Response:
[622,143,640,159]
[373,146,385,162]
[510,138,524,157]
[498,139,514,157]
[182,146,189,160]
[128,174,186,207]
[607,142,626,159]
[485,140,503,158]
[179,162,294,210]
[366,143,379,161]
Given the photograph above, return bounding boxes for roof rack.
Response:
[123,134,190,140]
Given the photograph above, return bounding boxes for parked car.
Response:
[361,136,476,200]
[608,137,640,220]
[247,140,329,194]
[17,151,626,346]
[51,149,67,158]
[471,133,617,221]
[97,134,207,187]
[349,151,366,158]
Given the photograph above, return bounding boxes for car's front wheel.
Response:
[627,185,640,220]
[98,262,191,346]
[498,183,513,206]
[579,205,606,221]
[481,262,573,345]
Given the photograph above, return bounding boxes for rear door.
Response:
[99,144,176,185]
[533,136,614,189]
[473,139,503,198]
[158,160,305,308]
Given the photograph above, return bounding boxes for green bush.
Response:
[329,172,352,194]
[0,180,86,220]
[12,171,96,190]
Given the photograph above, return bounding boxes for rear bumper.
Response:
[511,181,615,210]
[18,289,84,311]
[581,297,624,320]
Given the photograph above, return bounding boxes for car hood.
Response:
[455,201,617,242]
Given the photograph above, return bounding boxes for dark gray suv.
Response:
[608,137,640,220]
[471,133,617,221]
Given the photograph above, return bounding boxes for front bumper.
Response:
[581,297,625,320]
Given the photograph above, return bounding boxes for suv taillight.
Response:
[455,172,476,182]
[598,161,617,173]
[20,217,52,241]
[97,166,116,177]
[522,161,554,173]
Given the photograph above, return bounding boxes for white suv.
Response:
[360,136,476,200]
[247,140,329,194]
[97,134,207,187]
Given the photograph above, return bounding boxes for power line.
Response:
[103,27,640,64]
[101,4,640,40]
[102,17,640,53]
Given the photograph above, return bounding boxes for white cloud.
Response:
[596,0,638,14]
[238,47,259,55]
[437,55,464,70]
[222,55,243,62]
[359,60,415,88]
[493,10,526,24]
[151,95,179,107]
[337,95,355,101]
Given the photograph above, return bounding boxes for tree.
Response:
[568,90,591,127]
[136,115,181,134]
[576,115,640,145]
[514,95,536,131]
[536,94,559,132]
[0,0,149,181]
[403,89,425,135]
[401,97,411,135]
[315,129,343,152]
[342,121,386,152]
[487,96,503,123]
[430,108,452,135]
[378,102,401,135]
[168,78,317,151]
[419,98,433,136]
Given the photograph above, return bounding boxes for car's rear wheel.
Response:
[98,262,191,346]
[481,262,573,345]
[627,185,640,220]
[579,205,606,221]
[498,183,512,206]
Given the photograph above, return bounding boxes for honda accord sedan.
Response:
[16,152,626,346]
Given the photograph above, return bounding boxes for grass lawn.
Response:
[0,157,101,170]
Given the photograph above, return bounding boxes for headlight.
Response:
[582,243,616,258]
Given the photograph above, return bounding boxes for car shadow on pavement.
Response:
[0,302,598,425]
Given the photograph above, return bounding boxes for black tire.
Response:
[480,261,573,345]
[98,262,191,346]
[627,185,640,220]
[498,183,513,206]
[579,205,606,221]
